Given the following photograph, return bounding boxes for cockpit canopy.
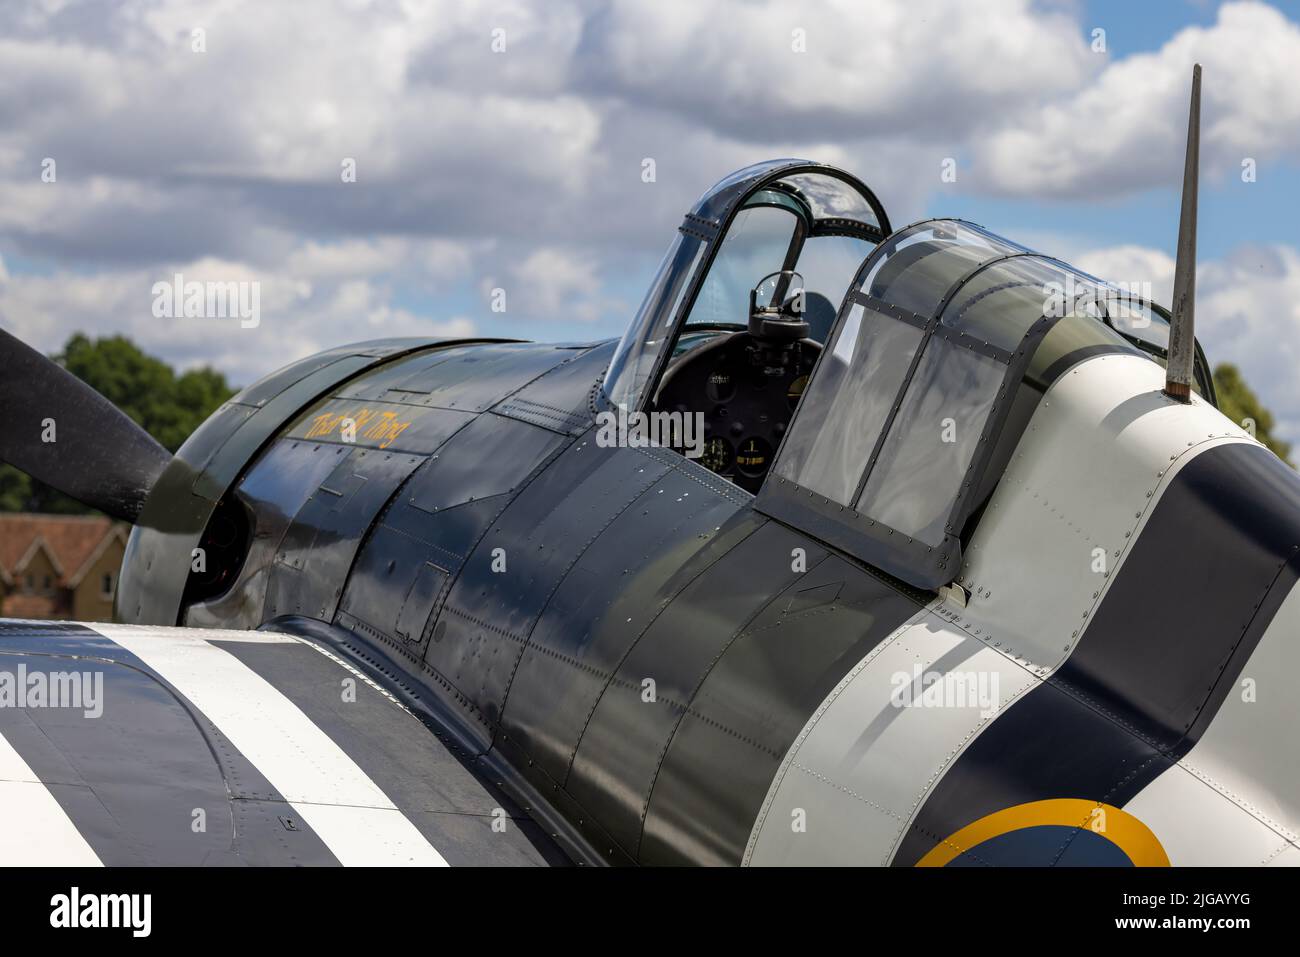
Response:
[602,160,890,412]
[604,161,1215,590]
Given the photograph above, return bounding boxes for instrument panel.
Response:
[654,332,819,493]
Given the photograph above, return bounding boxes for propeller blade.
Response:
[0,327,172,522]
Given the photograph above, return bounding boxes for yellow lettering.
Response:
[377,421,410,449]
[300,406,411,447]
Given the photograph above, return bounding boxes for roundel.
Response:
[917,799,1169,867]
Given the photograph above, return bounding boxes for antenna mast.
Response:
[1165,63,1201,402]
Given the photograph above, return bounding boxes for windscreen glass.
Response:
[604,233,704,409]
[684,205,799,328]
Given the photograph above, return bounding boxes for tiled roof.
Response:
[0,514,125,586]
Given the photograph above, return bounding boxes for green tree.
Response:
[0,466,31,513]
[1213,362,1293,466]
[0,334,238,513]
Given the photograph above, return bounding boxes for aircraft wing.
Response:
[0,619,565,867]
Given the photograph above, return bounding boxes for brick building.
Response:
[0,514,127,621]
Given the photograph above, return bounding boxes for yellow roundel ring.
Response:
[917,799,1170,867]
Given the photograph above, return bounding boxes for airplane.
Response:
[0,66,1297,867]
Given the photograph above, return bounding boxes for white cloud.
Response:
[974,2,1300,196]
[583,0,1093,140]
[472,245,628,323]
[1075,244,1177,302]
[0,0,1111,271]
[1199,244,1300,442]
[1076,240,1300,444]
[0,0,605,266]
[0,247,479,386]
[512,247,599,313]
[280,237,481,284]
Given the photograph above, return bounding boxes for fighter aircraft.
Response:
[1,67,1296,867]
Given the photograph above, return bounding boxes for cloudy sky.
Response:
[2,0,1300,439]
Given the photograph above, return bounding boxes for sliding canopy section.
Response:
[761,219,1150,590]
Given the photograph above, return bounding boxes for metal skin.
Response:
[3,157,1300,867]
